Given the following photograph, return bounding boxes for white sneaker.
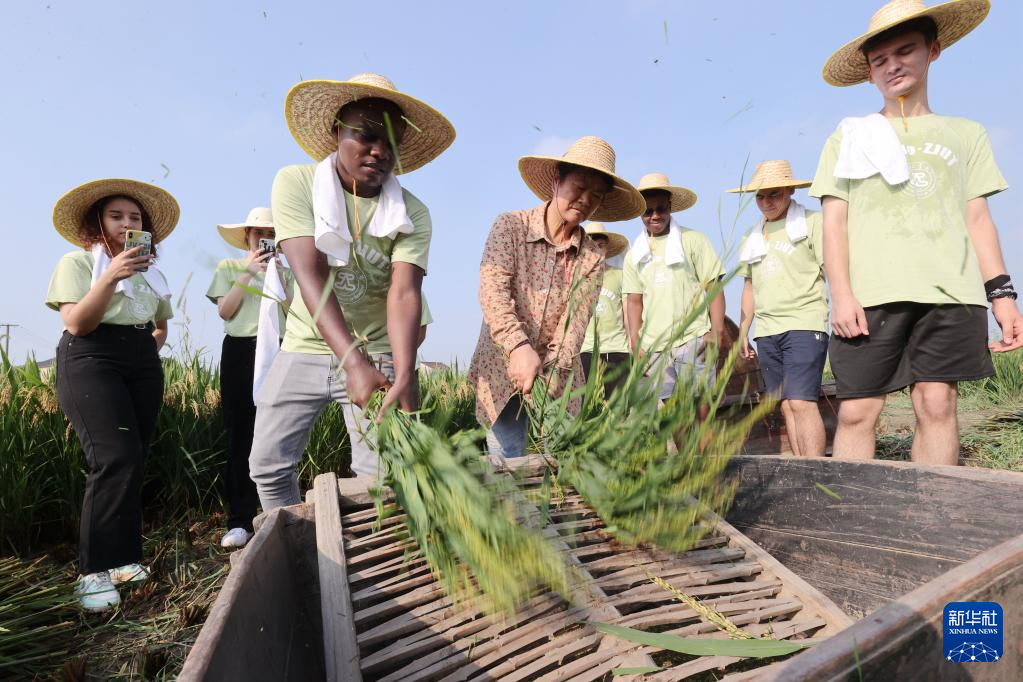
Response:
[76,572,120,612]
[220,528,253,549]
[108,563,150,586]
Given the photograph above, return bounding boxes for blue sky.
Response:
[2,0,1020,365]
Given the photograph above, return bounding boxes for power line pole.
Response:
[0,324,17,358]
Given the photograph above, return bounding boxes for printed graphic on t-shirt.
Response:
[129,295,155,319]
[333,268,369,304]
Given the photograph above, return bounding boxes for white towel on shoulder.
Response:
[253,258,288,402]
[312,152,414,266]
[90,243,171,300]
[834,114,909,185]
[629,219,686,266]
[740,201,808,264]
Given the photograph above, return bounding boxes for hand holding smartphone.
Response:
[124,230,153,272]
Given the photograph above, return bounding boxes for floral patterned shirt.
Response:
[468,204,604,427]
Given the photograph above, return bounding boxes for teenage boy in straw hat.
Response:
[249,73,455,509]
[579,221,632,396]
[811,0,1022,465]
[469,136,645,457]
[623,173,725,405]
[730,161,829,458]
[207,207,293,548]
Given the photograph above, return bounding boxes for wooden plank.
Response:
[313,472,362,682]
[773,532,1023,681]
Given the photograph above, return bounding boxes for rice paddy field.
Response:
[1,350,1021,679]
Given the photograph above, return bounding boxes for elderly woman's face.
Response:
[552,168,609,227]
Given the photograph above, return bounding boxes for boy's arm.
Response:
[626,293,644,355]
[706,285,726,346]
[382,262,424,413]
[739,278,755,359]
[822,196,869,338]
[966,197,1023,352]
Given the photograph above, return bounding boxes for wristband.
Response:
[985,274,1011,295]
[987,285,1017,302]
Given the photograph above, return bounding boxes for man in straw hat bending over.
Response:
[730,161,829,458]
[469,137,644,458]
[579,222,632,396]
[624,173,725,408]
[811,0,1022,465]
[250,73,455,509]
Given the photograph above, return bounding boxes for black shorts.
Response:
[829,302,994,399]
[756,330,828,401]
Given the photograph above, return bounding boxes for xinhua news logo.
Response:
[943,602,1003,663]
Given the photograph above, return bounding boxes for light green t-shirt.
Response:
[205,258,294,338]
[810,115,1007,308]
[420,295,433,327]
[741,210,829,338]
[45,250,173,326]
[271,164,432,354]
[622,228,725,352]
[581,266,629,354]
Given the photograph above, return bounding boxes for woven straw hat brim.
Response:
[217,213,274,250]
[637,184,698,213]
[583,226,630,258]
[725,178,813,194]
[285,80,456,173]
[823,0,990,86]
[517,156,646,222]
[52,179,180,247]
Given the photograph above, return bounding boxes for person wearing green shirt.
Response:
[207,207,293,549]
[579,222,631,396]
[249,73,455,509]
[46,179,178,612]
[731,160,829,458]
[624,172,725,404]
[812,0,1022,465]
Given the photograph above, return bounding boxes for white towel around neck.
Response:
[89,243,171,300]
[740,201,808,265]
[253,258,288,402]
[834,113,909,185]
[629,219,686,267]
[312,152,414,266]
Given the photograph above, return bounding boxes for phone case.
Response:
[124,230,152,272]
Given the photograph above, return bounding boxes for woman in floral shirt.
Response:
[468,136,644,457]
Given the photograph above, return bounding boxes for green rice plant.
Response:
[370,402,577,615]
[960,351,1023,406]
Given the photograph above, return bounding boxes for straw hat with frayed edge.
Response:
[518,136,645,222]
[52,179,180,247]
[217,207,274,250]
[823,0,990,86]
[285,73,456,173]
[636,173,698,213]
[583,222,629,259]
[726,160,812,194]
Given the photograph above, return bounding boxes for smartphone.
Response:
[124,230,152,272]
[258,238,276,255]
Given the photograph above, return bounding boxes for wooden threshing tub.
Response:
[180,456,1023,681]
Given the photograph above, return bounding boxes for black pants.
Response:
[580,352,631,396]
[220,335,259,532]
[56,324,163,574]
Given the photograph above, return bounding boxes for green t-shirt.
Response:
[581,266,629,354]
[271,163,432,354]
[45,250,173,326]
[810,115,1007,308]
[420,294,433,327]
[622,228,725,352]
[741,210,829,338]
[205,258,294,338]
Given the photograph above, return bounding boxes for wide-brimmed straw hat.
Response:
[217,207,274,250]
[636,173,698,213]
[823,0,990,86]
[518,136,645,222]
[583,222,629,258]
[284,73,456,173]
[725,160,812,194]
[52,179,180,247]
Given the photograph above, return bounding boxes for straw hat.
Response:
[725,160,812,194]
[823,0,990,86]
[518,136,645,222]
[284,73,456,173]
[584,222,629,259]
[52,179,180,247]
[217,207,274,250]
[636,173,698,213]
